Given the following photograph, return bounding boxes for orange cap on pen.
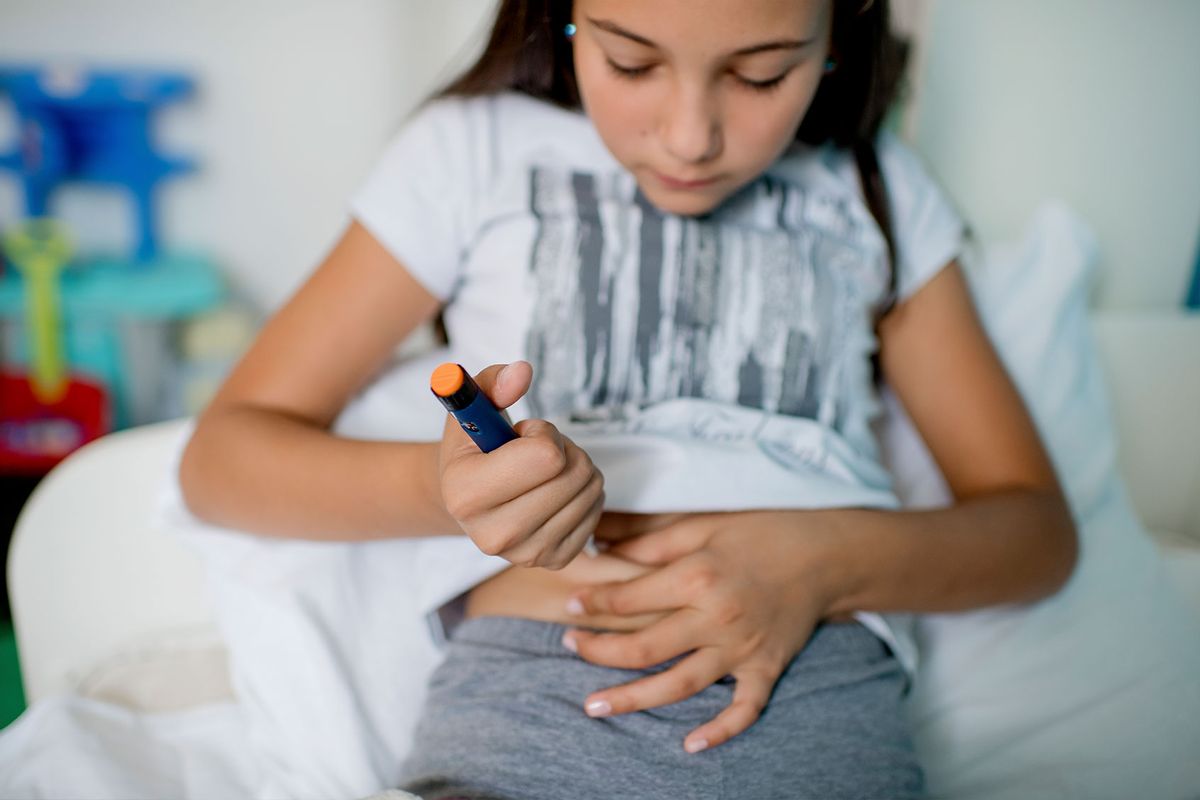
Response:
[430,362,466,398]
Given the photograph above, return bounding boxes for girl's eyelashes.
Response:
[604,58,653,80]
[603,58,792,94]
[739,72,789,93]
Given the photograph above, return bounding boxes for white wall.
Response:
[910,0,1200,309]
[0,0,492,311]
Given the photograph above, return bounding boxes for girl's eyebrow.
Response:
[586,17,813,56]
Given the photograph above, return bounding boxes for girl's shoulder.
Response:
[767,132,943,208]
[406,91,619,178]
[871,132,960,224]
[765,133,966,301]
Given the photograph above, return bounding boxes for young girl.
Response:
[180,0,1077,797]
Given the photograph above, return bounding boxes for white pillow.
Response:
[881,202,1200,799]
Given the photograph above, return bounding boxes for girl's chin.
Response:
[637,184,727,218]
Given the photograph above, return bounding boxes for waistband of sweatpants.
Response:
[448,614,881,660]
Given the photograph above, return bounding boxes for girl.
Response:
[180,0,1077,797]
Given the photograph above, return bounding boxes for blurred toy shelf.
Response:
[0,251,224,438]
[0,63,235,479]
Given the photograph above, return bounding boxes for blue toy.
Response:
[0,66,195,263]
[1188,223,1200,310]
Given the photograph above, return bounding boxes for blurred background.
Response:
[0,0,1197,728]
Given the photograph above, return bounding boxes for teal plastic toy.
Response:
[0,249,223,429]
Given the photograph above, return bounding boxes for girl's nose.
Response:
[659,84,722,165]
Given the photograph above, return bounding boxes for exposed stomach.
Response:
[465,552,664,632]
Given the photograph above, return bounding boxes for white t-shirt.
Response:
[350,91,965,668]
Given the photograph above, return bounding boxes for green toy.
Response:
[4,219,72,402]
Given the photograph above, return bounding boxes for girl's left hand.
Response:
[562,510,837,754]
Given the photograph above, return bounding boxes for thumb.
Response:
[472,360,533,412]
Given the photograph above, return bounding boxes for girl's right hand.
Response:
[438,362,605,570]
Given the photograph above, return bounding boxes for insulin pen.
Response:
[430,362,598,556]
[430,362,519,453]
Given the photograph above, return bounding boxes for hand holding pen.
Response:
[433,361,605,570]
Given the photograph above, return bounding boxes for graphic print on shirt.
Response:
[523,167,887,437]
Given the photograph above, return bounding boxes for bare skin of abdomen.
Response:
[465,552,662,631]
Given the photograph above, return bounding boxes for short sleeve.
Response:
[349,97,484,301]
[876,132,967,301]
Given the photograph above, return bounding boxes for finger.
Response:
[442,421,569,518]
[567,554,706,618]
[473,441,598,558]
[499,469,604,568]
[682,662,777,754]
[605,517,711,565]
[565,608,706,669]
[472,361,532,411]
[444,407,563,464]
[593,512,688,543]
[580,648,724,719]
[546,488,606,569]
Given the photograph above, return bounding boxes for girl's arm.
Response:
[181,221,606,561]
[831,258,1078,612]
[179,221,458,540]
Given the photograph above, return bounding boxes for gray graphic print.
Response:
[524,167,886,437]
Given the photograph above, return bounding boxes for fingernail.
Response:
[685,738,709,754]
[565,596,585,616]
[561,632,578,653]
[585,699,611,717]
[496,363,513,390]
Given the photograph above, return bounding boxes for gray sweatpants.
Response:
[398,616,923,800]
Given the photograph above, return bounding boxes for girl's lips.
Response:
[653,170,718,190]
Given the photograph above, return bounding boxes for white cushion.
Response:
[882,203,1200,799]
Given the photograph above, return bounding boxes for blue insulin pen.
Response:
[430,362,519,453]
[432,362,599,556]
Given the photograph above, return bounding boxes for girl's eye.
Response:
[605,57,791,94]
[736,72,790,93]
[605,58,653,79]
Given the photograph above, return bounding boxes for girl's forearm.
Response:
[179,404,461,540]
[812,489,1078,616]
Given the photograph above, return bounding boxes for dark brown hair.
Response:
[437,0,909,313]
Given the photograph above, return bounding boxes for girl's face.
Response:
[571,0,833,217]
